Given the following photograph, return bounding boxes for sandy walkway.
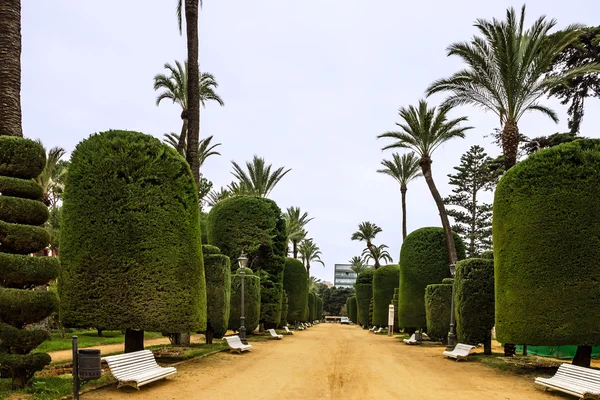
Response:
[84,324,565,400]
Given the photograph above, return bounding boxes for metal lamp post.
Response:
[238,252,248,345]
[446,263,457,351]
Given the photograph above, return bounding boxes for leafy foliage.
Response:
[284,206,313,258]
[283,258,308,323]
[362,244,393,266]
[228,268,261,333]
[33,141,66,207]
[231,155,291,198]
[351,222,383,268]
[322,286,354,315]
[349,256,369,274]
[348,296,357,323]
[355,269,375,327]
[59,130,206,333]
[372,265,399,326]
[202,245,231,342]
[298,238,324,277]
[493,139,600,346]
[424,284,452,341]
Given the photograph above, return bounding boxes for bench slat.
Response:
[103,350,177,389]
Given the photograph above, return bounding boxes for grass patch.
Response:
[0,375,114,400]
[35,330,163,353]
[473,353,560,379]
[150,342,227,363]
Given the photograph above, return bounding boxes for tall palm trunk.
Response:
[0,0,23,137]
[367,241,380,269]
[177,109,188,155]
[420,157,458,265]
[293,240,298,259]
[502,119,520,170]
[184,0,200,185]
[401,185,407,239]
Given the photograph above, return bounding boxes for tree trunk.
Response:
[124,329,144,353]
[184,0,200,185]
[572,345,592,368]
[420,157,458,265]
[176,112,188,155]
[470,180,477,257]
[293,240,298,259]
[484,335,492,355]
[502,119,520,170]
[205,326,214,344]
[0,0,23,137]
[367,241,380,269]
[97,329,103,337]
[401,185,407,239]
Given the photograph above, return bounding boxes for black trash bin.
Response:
[78,349,101,380]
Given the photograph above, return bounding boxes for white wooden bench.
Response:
[102,350,176,389]
[284,326,294,335]
[267,329,283,339]
[369,326,377,332]
[223,335,253,353]
[403,333,419,345]
[535,363,600,399]
[373,327,383,334]
[443,343,475,360]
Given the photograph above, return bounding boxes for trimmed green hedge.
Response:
[283,258,308,323]
[308,292,316,322]
[424,284,452,341]
[0,176,43,200]
[355,270,375,327]
[316,296,322,321]
[200,212,209,245]
[0,137,57,388]
[202,245,231,342]
[59,130,206,333]
[398,227,465,330]
[348,296,357,322]
[279,292,288,328]
[229,268,261,332]
[0,136,45,179]
[493,139,600,345]
[455,258,494,351]
[442,278,454,284]
[392,288,399,330]
[207,196,286,328]
[373,265,399,327]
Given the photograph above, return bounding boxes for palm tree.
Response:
[34,141,66,207]
[298,238,325,279]
[231,155,291,197]
[351,222,383,269]
[426,5,598,170]
[284,207,314,258]
[377,153,422,239]
[308,276,322,294]
[349,256,369,275]
[362,244,393,266]
[163,133,222,168]
[378,100,472,266]
[206,187,231,207]
[154,61,224,156]
[0,0,22,137]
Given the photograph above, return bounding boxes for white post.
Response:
[388,304,395,337]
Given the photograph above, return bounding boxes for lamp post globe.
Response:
[237,252,248,345]
[446,263,457,351]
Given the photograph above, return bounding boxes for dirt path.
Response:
[84,324,565,400]
[49,335,204,363]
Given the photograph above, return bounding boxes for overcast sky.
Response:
[22,0,600,284]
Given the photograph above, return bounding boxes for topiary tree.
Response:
[346,297,352,317]
[207,196,286,329]
[348,296,358,324]
[392,288,399,331]
[355,270,375,327]
[307,292,315,322]
[229,268,261,333]
[279,292,288,328]
[0,137,59,389]
[316,296,323,321]
[202,245,231,344]
[425,284,452,342]
[455,258,494,354]
[372,265,400,327]
[59,130,206,352]
[283,257,308,325]
[493,139,600,367]
[398,227,465,331]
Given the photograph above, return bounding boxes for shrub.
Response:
[349,296,357,323]
[207,196,286,328]
[372,265,400,327]
[308,292,316,322]
[228,268,261,333]
[392,288,399,330]
[202,245,231,344]
[59,130,206,340]
[355,270,375,327]
[455,258,494,354]
[0,137,57,389]
[279,292,288,328]
[424,284,452,342]
[316,296,323,321]
[398,227,465,330]
[282,258,308,324]
[493,139,600,347]
[346,297,351,317]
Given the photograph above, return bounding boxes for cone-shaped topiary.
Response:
[355,269,375,327]
[398,227,465,331]
[372,265,400,327]
[425,284,452,342]
[207,196,286,329]
[283,258,308,324]
[455,258,494,354]
[0,136,58,389]
[202,245,231,344]
[229,268,261,333]
[494,139,600,365]
[59,130,206,352]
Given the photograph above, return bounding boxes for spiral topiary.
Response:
[0,136,58,389]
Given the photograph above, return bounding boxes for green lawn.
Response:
[35,330,164,353]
